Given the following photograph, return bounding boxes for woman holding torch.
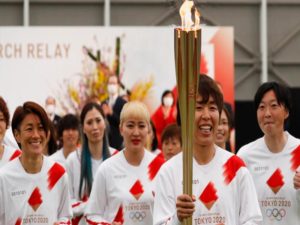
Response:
[153,75,262,225]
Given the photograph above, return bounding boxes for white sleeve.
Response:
[238,168,262,225]
[66,158,76,199]
[0,176,5,224]
[236,147,249,166]
[85,164,110,224]
[153,166,181,225]
[57,174,73,223]
[66,157,86,216]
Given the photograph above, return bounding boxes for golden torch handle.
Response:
[174,28,201,225]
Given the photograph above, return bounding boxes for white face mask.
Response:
[46,104,55,115]
[163,97,174,107]
[107,84,118,95]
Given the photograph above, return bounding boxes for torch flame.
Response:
[179,0,200,31]
[195,8,200,29]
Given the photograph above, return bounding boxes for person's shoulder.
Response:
[284,132,300,156]
[215,146,245,166]
[144,150,165,178]
[44,156,64,168]
[216,145,233,157]
[4,144,19,152]
[286,132,300,146]
[144,149,159,160]
[0,158,21,178]
[213,147,249,184]
[4,144,21,160]
[66,149,81,164]
[102,149,124,166]
[49,149,62,158]
[116,96,127,105]
[237,137,264,157]
[43,157,68,188]
[160,152,182,171]
[109,147,119,156]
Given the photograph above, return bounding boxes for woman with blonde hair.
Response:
[85,101,164,225]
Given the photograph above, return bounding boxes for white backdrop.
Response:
[0,27,220,115]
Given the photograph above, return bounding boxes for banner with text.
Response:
[0,27,234,115]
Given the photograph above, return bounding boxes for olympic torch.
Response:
[174,1,201,225]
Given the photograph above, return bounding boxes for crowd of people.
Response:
[0,74,299,225]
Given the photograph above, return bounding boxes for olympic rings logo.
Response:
[266,208,286,221]
[129,211,146,222]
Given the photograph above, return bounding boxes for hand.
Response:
[176,194,195,222]
[53,223,59,225]
[294,170,300,190]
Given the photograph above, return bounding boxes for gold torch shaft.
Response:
[174,28,201,225]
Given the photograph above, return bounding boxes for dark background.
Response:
[235,88,300,152]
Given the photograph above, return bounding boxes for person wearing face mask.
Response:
[152,90,177,148]
[45,96,61,141]
[102,75,127,150]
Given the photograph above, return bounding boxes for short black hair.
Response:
[161,123,182,145]
[198,74,223,114]
[57,113,80,139]
[254,82,292,113]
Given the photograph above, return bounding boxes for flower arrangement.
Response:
[57,36,154,115]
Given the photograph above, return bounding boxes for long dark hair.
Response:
[150,120,158,151]
[79,102,110,198]
[47,120,58,155]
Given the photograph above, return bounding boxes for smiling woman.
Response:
[0,101,72,224]
[153,75,262,225]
